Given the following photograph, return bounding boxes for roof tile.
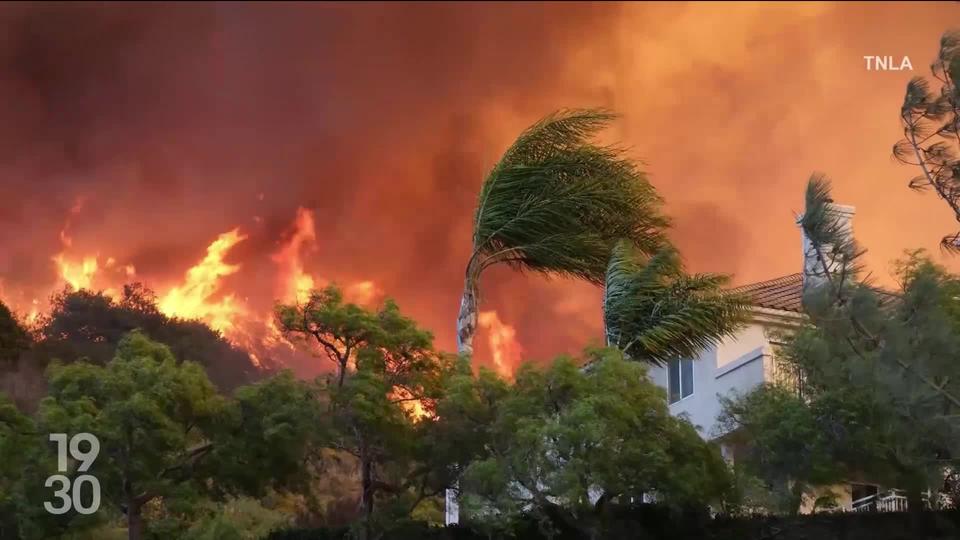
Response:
[730,273,803,313]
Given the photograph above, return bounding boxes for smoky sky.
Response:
[1,2,959,368]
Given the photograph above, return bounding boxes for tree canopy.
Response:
[34,284,262,392]
[721,175,960,516]
[894,30,960,250]
[457,109,671,355]
[602,240,748,365]
[0,300,30,365]
[461,348,732,539]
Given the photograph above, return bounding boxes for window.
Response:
[668,358,693,404]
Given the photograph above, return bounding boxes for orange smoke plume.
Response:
[478,310,522,377]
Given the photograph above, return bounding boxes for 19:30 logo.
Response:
[44,433,101,515]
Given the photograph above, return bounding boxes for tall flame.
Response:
[272,207,317,304]
[478,310,522,377]
[53,196,100,291]
[158,228,248,333]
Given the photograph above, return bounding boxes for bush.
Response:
[264,507,960,540]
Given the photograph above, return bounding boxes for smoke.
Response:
[0,2,958,374]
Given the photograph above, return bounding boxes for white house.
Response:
[647,272,805,442]
[648,203,914,513]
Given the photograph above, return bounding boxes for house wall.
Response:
[649,320,777,439]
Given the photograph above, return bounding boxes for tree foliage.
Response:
[471,109,668,284]
[461,349,732,538]
[724,175,960,516]
[602,240,748,366]
[457,109,671,355]
[34,285,262,392]
[0,300,30,365]
[31,331,319,540]
[278,286,468,537]
[718,385,843,514]
[894,29,960,250]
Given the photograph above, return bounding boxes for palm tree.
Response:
[457,109,669,356]
[602,239,748,365]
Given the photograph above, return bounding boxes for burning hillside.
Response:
[1,200,521,376]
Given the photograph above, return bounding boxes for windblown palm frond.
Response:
[470,109,669,284]
[603,240,748,366]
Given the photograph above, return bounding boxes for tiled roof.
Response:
[730,273,804,313]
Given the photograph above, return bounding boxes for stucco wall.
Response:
[649,320,773,439]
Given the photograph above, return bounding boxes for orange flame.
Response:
[272,207,317,304]
[158,228,248,334]
[52,196,102,291]
[0,203,387,375]
[53,254,99,291]
[391,387,429,421]
[478,310,522,377]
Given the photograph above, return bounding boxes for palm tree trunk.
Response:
[447,278,477,527]
[456,279,478,356]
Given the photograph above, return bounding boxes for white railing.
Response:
[850,489,930,513]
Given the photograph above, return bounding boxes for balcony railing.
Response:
[850,489,931,513]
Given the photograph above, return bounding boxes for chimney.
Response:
[799,203,855,294]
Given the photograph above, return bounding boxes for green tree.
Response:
[36,331,319,540]
[457,109,669,356]
[718,385,843,514]
[0,300,30,365]
[276,285,380,388]
[602,239,747,364]
[0,393,43,538]
[35,285,261,392]
[894,29,960,250]
[462,349,731,539]
[278,287,465,538]
[729,175,960,518]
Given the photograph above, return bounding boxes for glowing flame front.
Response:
[478,310,521,377]
[272,207,317,305]
[53,254,99,291]
[158,228,248,334]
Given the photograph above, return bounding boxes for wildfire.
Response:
[52,195,101,291]
[272,207,318,304]
[158,228,248,334]
[478,310,522,377]
[391,387,430,421]
[52,254,98,291]
[0,203,389,375]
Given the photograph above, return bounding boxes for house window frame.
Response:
[668,357,694,404]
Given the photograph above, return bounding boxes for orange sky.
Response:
[0,2,958,373]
